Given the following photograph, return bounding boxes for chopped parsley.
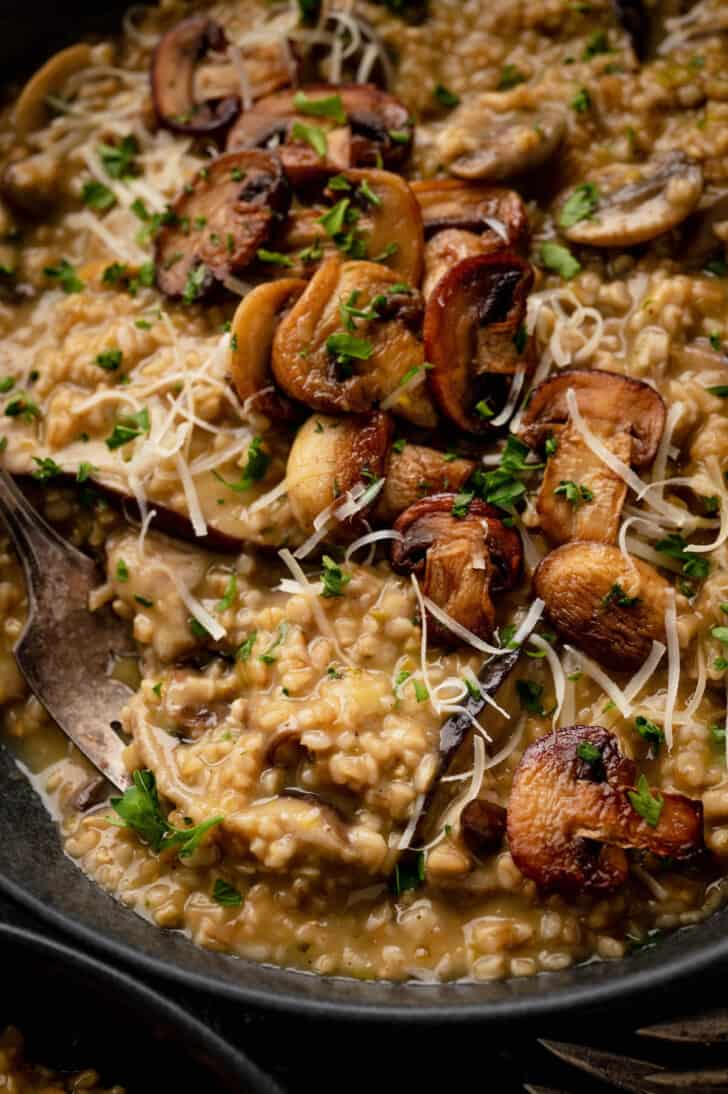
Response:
[182,263,209,305]
[4,395,40,421]
[82,179,116,211]
[601,582,640,608]
[291,120,328,157]
[236,632,257,661]
[116,558,130,582]
[44,259,84,294]
[559,182,600,228]
[497,64,526,90]
[98,135,139,180]
[216,573,237,613]
[452,491,474,518]
[110,769,222,857]
[433,84,460,108]
[105,407,150,450]
[256,248,294,267]
[319,198,351,236]
[213,437,270,492]
[540,241,582,280]
[31,457,63,482]
[326,332,374,374]
[655,533,709,580]
[635,715,665,748]
[628,774,663,828]
[392,851,425,897]
[516,679,546,716]
[554,479,593,507]
[136,595,154,608]
[469,435,541,513]
[0,378,13,394]
[293,91,347,124]
[583,30,610,58]
[392,438,407,454]
[321,555,351,598]
[95,348,122,372]
[76,462,96,483]
[212,878,243,907]
[576,740,602,766]
[571,87,592,113]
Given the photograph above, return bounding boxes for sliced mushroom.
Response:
[508,725,704,895]
[461,798,507,858]
[391,494,522,644]
[14,43,93,137]
[226,84,413,185]
[272,255,436,426]
[265,725,306,767]
[533,541,669,670]
[286,411,392,534]
[437,100,566,182]
[152,17,241,134]
[155,150,290,299]
[556,152,703,248]
[1,152,62,217]
[276,168,424,285]
[375,444,476,523]
[230,278,306,421]
[518,369,665,545]
[422,230,496,300]
[411,180,529,245]
[424,252,535,433]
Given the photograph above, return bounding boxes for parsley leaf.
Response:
[98,135,139,180]
[96,348,122,372]
[655,533,709,580]
[559,182,600,228]
[452,491,474,518]
[321,556,351,598]
[628,774,663,828]
[182,263,209,305]
[498,64,526,90]
[257,248,294,267]
[82,179,116,211]
[602,582,640,608]
[259,622,289,664]
[635,715,665,748]
[216,573,237,613]
[469,435,541,513]
[31,456,63,482]
[212,878,243,906]
[110,769,223,857]
[291,120,328,157]
[540,241,581,280]
[44,259,84,294]
[236,632,257,661]
[571,87,592,113]
[554,479,593,507]
[583,30,610,58]
[105,407,150,450]
[293,91,346,124]
[5,395,41,421]
[393,851,425,896]
[434,84,460,107]
[517,679,546,716]
[213,437,270,492]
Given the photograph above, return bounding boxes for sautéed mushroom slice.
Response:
[437,97,566,181]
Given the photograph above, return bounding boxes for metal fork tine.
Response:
[539,1040,663,1094]
[643,1069,728,1092]
[638,1011,728,1045]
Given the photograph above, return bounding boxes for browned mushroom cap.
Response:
[556,152,704,248]
[155,151,290,299]
[272,255,436,426]
[534,542,669,671]
[286,412,392,534]
[508,725,704,895]
[461,798,507,858]
[13,43,93,137]
[151,17,240,135]
[229,278,306,422]
[411,180,529,247]
[275,168,424,285]
[437,102,566,182]
[520,369,666,468]
[226,84,413,185]
[424,252,535,434]
[422,230,496,300]
[391,494,523,644]
[375,444,476,523]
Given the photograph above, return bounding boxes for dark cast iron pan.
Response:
[1,0,727,1029]
[0,917,281,1093]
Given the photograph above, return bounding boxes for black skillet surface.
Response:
[0,911,281,1094]
[2,0,728,1064]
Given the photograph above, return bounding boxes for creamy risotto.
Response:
[2,0,728,984]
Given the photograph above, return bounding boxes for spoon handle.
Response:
[0,471,132,792]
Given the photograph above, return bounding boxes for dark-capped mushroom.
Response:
[286,411,392,534]
[272,255,436,426]
[534,541,670,670]
[391,494,522,644]
[518,369,665,545]
[424,251,535,434]
[411,180,529,245]
[555,152,703,248]
[508,725,704,894]
[226,84,413,185]
[152,17,240,134]
[155,150,290,299]
[375,444,476,523]
[461,798,507,857]
[229,278,306,422]
[437,100,566,182]
[421,230,496,300]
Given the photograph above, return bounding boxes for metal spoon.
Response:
[0,471,132,791]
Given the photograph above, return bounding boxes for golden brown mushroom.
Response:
[375,444,476,523]
[272,255,436,426]
[411,180,529,245]
[391,494,523,644]
[275,168,424,285]
[533,541,669,671]
[555,152,703,248]
[155,150,290,299]
[424,252,535,433]
[507,725,704,895]
[437,100,566,182]
[14,43,93,137]
[518,369,665,545]
[286,411,392,534]
[226,84,413,185]
[229,278,307,421]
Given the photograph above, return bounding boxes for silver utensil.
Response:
[0,471,132,791]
